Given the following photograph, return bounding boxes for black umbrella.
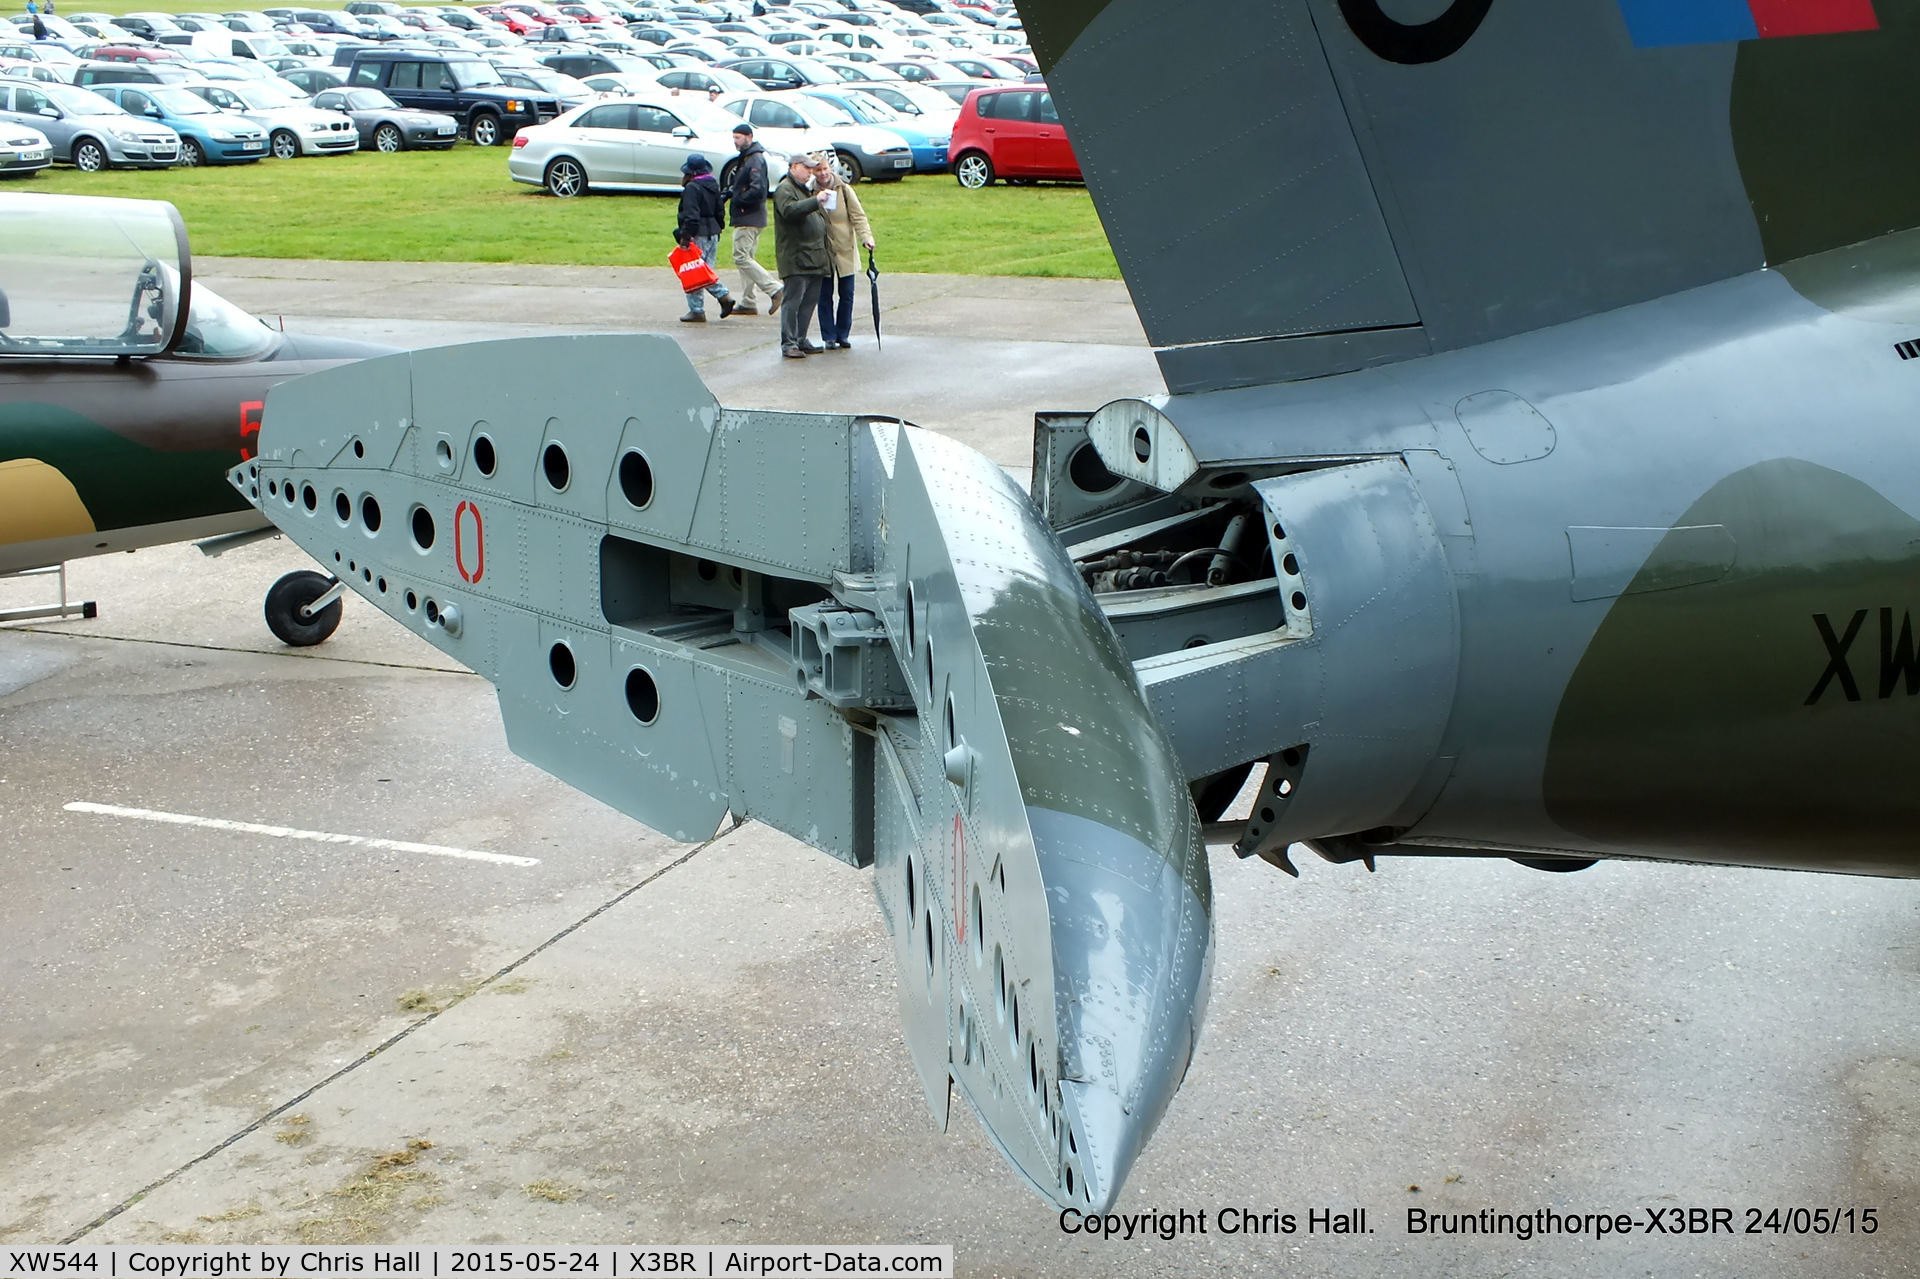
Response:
[866,246,882,350]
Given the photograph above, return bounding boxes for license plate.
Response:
[437,124,455,134]
[243,141,265,150]
[18,150,45,161]
[893,157,911,167]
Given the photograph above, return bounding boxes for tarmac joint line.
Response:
[58,823,737,1244]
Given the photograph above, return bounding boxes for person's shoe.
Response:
[718,296,736,318]
[799,341,824,353]
[782,347,807,359]
[679,311,707,323]
[826,340,850,351]
[733,304,759,316]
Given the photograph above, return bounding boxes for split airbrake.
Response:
[217,0,1920,1212]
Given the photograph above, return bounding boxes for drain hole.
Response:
[1290,591,1307,610]
[472,435,496,477]
[361,495,381,533]
[1282,553,1299,575]
[425,599,440,625]
[543,442,570,491]
[1066,441,1120,494]
[697,559,718,582]
[303,484,317,511]
[352,438,365,459]
[405,590,418,611]
[619,450,654,508]
[625,667,659,724]
[549,641,576,689]
[434,439,453,469]
[334,492,351,523]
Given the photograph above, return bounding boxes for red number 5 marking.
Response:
[238,400,264,461]
[455,500,485,583]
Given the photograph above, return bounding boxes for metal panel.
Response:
[1046,0,1419,357]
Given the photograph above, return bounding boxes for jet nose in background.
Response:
[1032,805,1213,1213]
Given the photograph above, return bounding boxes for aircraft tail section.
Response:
[1021,0,1920,393]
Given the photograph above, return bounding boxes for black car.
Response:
[312,85,459,150]
[541,50,655,78]
[344,49,559,145]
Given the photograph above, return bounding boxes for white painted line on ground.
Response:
[64,801,539,867]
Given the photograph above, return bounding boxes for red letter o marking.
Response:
[455,500,484,584]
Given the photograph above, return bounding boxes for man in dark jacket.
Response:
[676,153,734,323]
[724,124,780,316]
[772,154,831,358]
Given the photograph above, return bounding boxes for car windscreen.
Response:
[447,59,502,86]
[796,96,853,126]
[346,88,397,109]
[148,87,223,115]
[47,84,128,115]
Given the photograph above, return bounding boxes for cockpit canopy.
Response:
[0,192,189,358]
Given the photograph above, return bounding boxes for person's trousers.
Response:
[816,273,855,345]
[779,275,825,352]
[731,225,781,305]
[684,235,730,314]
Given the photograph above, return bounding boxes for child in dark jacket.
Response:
[675,154,734,322]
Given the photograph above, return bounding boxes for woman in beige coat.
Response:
[811,157,874,350]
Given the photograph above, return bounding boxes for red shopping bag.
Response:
[670,241,720,292]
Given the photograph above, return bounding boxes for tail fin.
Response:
[1022,0,1920,393]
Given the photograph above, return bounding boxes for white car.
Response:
[715,90,912,183]
[0,121,51,175]
[507,93,774,196]
[183,79,358,157]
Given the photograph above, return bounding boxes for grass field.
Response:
[20,139,1118,277]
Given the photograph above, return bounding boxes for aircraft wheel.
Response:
[179,138,205,167]
[270,130,299,160]
[954,150,993,188]
[72,138,107,172]
[265,571,343,647]
[374,123,404,153]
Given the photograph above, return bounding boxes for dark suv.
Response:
[344,49,559,145]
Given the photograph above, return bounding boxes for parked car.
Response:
[713,52,841,89]
[0,41,82,72]
[947,83,1075,188]
[72,62,203,88]
[540,50,664,78]
[875,57,964,82]
[0,79,178,169]
[652,64,755,95]
[715,90,910,182]
[0,121,51,176]
[852,77,961,125]
[312,84,459,149]
[496,65,593,111]
[280,64,350,95]
[800,86,943,172]
[90,82,268,164]
[345,47,558,144]
[183,79,358,157]
[0,59,70,86]
[508,93,750,195]
[88,44,191,64]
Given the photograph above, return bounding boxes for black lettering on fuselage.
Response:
[1807,609,1868,703]
[1880,607,1920,698]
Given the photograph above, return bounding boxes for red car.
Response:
[474,5,539,33]
[90,44,188,62]
[947,84,1080,188]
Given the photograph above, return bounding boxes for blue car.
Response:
[89,83,269,165]
[801,86,949,174]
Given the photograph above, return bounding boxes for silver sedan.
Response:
[507,94,753,196]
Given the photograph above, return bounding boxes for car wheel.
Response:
[270,129,299,159]
[832,149,862,184]
[545,156,585,198]
[954,150,993,188]
[469,112,501,146]
[718,158,738,190]
[72,138,107,173]
[373,122,404,152]
[179,137,205,167]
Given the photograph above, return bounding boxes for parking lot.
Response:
[2,260,1918,1277]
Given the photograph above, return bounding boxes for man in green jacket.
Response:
[772,154,832,358]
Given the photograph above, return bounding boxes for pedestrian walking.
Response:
[31,9,45,38]
[724,123,781,316]
[675,154,734,323]
[772,153,832,358]
[811,157,873,351]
